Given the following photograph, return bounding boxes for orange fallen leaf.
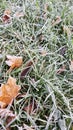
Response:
[6,55,23,72]
[4,9,11,15]
[2,9,11,24]
[69,60,73,71]
[0,77,20,108]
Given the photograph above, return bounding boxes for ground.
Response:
[0,0,73,130]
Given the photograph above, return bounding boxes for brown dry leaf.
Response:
[57,65,66,74]
[69,60,73,71]
[25,60,33,67]
[2,9,11,24]
[24,103,33,114]
[4,9,11,15]
[52,16,62,26]
[23,124,35,130]
[6,55,23,72]
[63,25,71,38]
[20,60,33,80]
[6,116,15,130]
[0,77,20,108]
[24,100,37,115]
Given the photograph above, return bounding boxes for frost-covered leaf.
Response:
[6,55,23,72]
[0,77,20,108]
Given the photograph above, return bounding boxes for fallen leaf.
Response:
[6,116,15,130]
[20,60,33,80]
[2,15,11,23]
[24,103,34,114]
[69,60,73,71]
[2,9,11,24]
[52,16,62,26]
[21,67,31,78]
[24,100,37,115]
[4,9,11,15]
[63,25,71,38]
[57,65,66,74]
[25,60,33,67]
[0,77,20,108]
[6,55,23,72]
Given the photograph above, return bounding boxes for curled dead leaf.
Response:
[4,9,11,15]
[0,77,20,108]
[20,60,33,80]
[2,15,11,23]
[2,9,11,24]
[6,55,23,72]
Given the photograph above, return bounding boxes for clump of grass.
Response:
[0,0,73,130]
